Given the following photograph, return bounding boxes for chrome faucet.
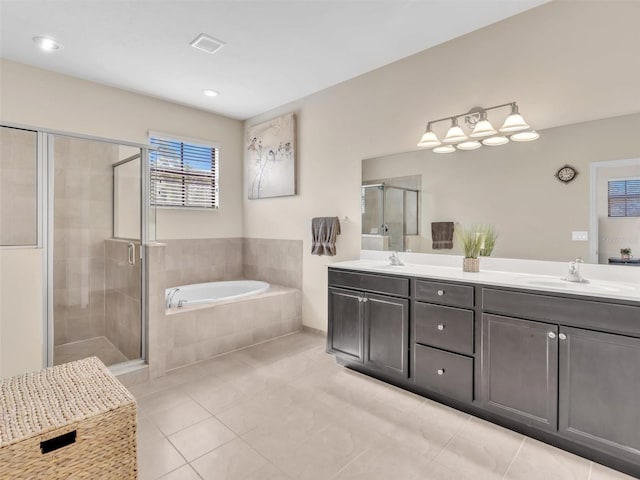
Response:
[564,258,589,283]
[389,251,405,266]
[165,288,180,309]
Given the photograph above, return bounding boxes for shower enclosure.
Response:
[0,124,150,369]
[361,183,419,252]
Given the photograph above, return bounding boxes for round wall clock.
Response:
[556,165,578,183]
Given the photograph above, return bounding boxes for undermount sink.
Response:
[514,276,636,294]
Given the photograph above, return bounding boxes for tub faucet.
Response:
[166,288,180,309]
[389,251,405,266]
[564,258,589,283]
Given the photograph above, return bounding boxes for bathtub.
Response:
[166,280,270,309]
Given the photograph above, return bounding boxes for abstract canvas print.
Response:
[246,112,296,199]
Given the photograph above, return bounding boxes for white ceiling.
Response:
[0,0,547,120]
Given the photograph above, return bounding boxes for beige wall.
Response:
[243,1,640,331]
[363,113,640,262]
[0,249,43,378]
[1,59,245,240]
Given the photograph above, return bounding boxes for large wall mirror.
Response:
[362,112,640,265]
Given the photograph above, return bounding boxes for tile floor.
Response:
[130,332,635,480]
[54,336,128,366]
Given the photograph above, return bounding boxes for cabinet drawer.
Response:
[413,344,473,403]
[328,269,409,297]
[482,288,640,337]
[414,303,474,355]
[414,280,474,308]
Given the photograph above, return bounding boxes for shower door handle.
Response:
[127,243,135,266]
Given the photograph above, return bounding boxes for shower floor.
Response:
[54,336,128,367]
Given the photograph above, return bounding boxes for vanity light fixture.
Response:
[417,124,441,148]
[511,130,540,142]
[433,145,456,153]
[482,136,509,146]
[500,103,530,132]
[443,118,468,144]
[33,36,63,52]
[417,102,537,153]
[456,140,482,151]
[470,111,497,138]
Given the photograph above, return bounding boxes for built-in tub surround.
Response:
[166,286,301,370]
[243,238,302,289]
[146,239,303,378]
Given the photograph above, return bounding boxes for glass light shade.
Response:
[443,125,468,143]
[511,130,540,142]
[482,136,509,146]
[433,144,456,153]
[500,113,530,132]
[456,141,482,151]
[417,130,441,148]
[470,119,497,138]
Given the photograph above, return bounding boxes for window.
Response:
[149,135,219,208]
[608,178,640,217]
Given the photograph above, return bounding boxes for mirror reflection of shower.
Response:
[361,175,420,252]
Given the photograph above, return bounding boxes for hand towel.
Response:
[311,217,341,256]
[431,221,454,249]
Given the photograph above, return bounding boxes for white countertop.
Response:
[330,258,640,303]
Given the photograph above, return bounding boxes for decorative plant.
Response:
[456,225,484,259]
[621,247,632,257]
[480,225,499,257]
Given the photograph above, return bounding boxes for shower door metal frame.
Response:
[0,121,152,369]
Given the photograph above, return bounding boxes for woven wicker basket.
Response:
[0,357,137,479]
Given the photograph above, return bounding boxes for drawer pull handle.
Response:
[437,369,445,376]
[40,430,76,454]
[548,332,556,339]
[437,324,445,331]
[558,333,567,340]
[437,290,445,296]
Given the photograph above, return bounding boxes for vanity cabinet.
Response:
[482,314,558,431]
[327,267,640,477]
[559,327,640,463]
[327,271,409,380]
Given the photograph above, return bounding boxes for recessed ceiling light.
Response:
[203,89,219,97]
[33,36,63,52]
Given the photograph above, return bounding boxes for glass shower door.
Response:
[51,135,143,367]
[384,186,405,252]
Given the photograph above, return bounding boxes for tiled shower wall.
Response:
[53,136,116,345]
[105,239,141,360]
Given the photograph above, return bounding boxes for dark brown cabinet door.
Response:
[363,293,409,379]
[327,287,363,362]
[559,327,640,464]
[482,314,558,431]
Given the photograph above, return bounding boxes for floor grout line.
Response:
[501,436,526,480]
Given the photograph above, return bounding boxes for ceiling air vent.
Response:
[190,33,225,54]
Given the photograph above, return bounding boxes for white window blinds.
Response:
[150,136,219,208]
[608,179,640,217]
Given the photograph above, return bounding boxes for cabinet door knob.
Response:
[362,297,368,303]
[548,332,556,339]
[437,324,445,331]
[558,333,567,340]
[437,290,445,296]
[437,369,445,376]
[357,297,363,303]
